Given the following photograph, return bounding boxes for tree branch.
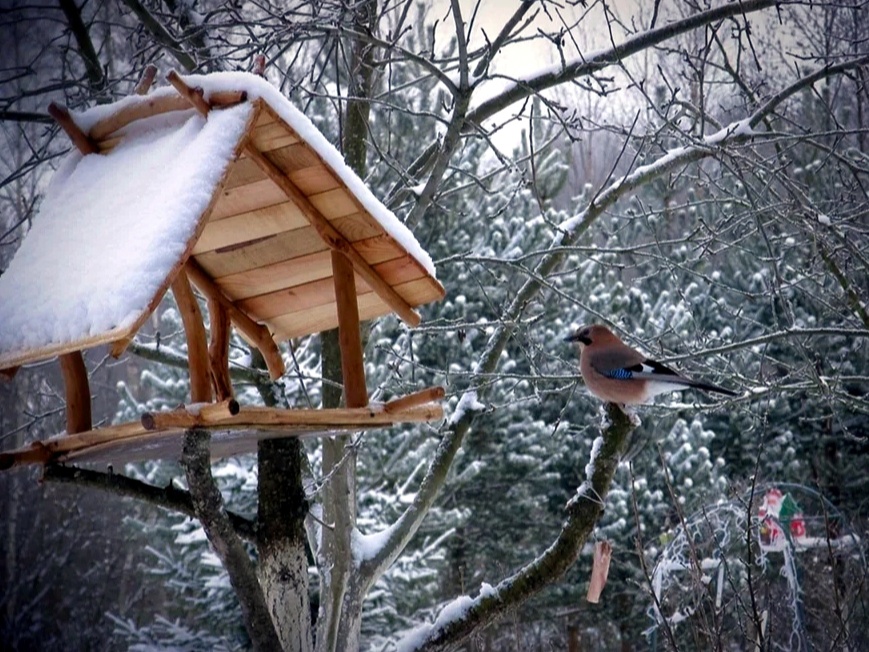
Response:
[118,0,198,72]
[357,393,486,590]
[41,463,257,543]
[466,0,780,128]
[57,0,107,97]
[128,339,272,386]
[403,403,636,651]
[362,37,869,612]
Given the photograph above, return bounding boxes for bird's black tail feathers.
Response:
[688,380,738,396]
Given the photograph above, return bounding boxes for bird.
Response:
[564,324,737,405]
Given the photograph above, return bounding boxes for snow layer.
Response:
[397,582,499,651]
[0,103,252,359]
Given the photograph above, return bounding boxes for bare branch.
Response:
[41,463,257,543]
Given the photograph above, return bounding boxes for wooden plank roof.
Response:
[0,72,444,371]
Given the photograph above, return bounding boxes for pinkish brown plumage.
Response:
[564,324,736,405]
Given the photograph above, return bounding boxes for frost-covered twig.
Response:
[119,0,198,72]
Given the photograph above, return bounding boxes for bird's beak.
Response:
[563,333,591,345]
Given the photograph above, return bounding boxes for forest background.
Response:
[1,0,867,650]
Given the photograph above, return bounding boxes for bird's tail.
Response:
[687,379,737,397]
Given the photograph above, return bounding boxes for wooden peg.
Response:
[134,64,158,95]
[251,54,266,77]
[166,69,210,116]
[48,102,97,155]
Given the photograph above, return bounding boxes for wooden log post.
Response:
[59,351,92,434]
[185,258,285,380]
[171,266,213,404]
[331,251,368,408]
[208,296,234,401]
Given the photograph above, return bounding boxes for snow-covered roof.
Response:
[0,72,444,371]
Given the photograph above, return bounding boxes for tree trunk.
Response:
[258,437,314,652]
[316,2,378,649]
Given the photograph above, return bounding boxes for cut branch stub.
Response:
[134,64,158,95]
[48,102,97,155]
[166,69,210,115]
[384,386,445,413]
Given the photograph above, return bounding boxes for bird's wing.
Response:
[587,348,647,377]
[592,353,685,383]
[590,349,737,396]
[603,357,737,395]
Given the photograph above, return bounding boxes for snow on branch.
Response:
[397,403,635,651]
[558,53,869,238]
[356,389,487,589]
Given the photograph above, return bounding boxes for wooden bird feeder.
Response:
[0,69,445,470]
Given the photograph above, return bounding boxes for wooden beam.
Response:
[207,297,234,401]
[185,258,285,380]
[171,266,213,404]
[138,402,442,432]
[90,95,190,140]
[384,386,445,414]
[331,250,368,408]
[110,336,133,359]
[48,102,97,155]
[242,144,422,327]
[166,69,210,115]
[134,64,158,95]
[0,402,445,470]
[0,442,50,471]
[90,92,245,142]
[142,399,239,430]
[59,351,92,434]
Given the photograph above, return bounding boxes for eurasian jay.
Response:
[564,324,736,405]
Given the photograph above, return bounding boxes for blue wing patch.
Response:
[605,368,633,380]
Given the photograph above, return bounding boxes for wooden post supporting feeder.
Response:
[0,68,446,470]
